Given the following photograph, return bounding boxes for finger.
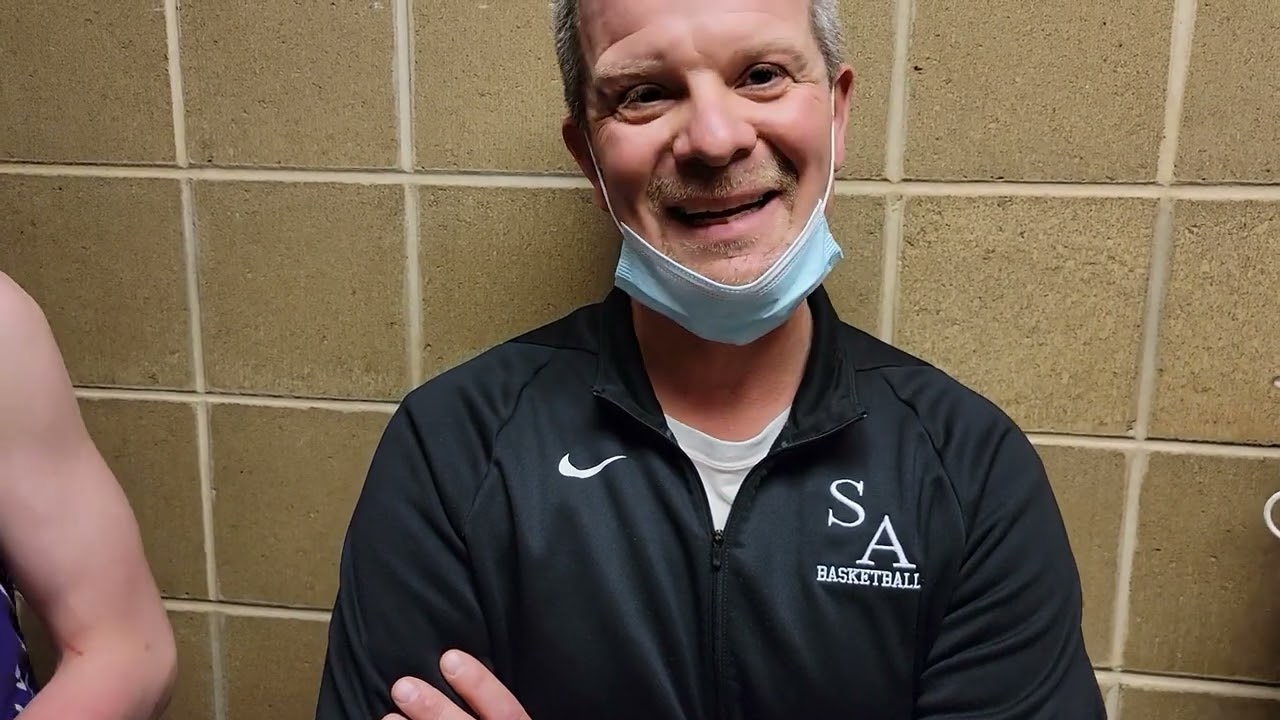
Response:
[390,676,475,720]
[440,650,529,720]
[380,715,409,720]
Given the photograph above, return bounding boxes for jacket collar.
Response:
[591,285,865,446]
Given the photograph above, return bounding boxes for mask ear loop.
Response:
[1265,490,1280,541]
[823,88,837,206]
[586,141,622,222]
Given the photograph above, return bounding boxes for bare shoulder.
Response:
[0,271,54,357]
[0,272,75,429]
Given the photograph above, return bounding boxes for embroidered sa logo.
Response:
[819,479,922,591]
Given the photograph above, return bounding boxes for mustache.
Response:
[646,158,799,207]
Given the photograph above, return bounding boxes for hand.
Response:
[382,649,530,720]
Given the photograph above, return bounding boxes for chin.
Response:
[676,251,779,286]
[676,232,798,286]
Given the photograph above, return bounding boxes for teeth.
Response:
[677,193,770,221]
[692,205,748,219]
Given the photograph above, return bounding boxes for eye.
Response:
[620,84,666,107]
[740,64,786,88]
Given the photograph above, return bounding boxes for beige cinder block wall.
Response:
[1,1,1277,718]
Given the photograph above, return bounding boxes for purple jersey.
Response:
[0,571,36,717]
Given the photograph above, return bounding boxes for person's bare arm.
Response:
[0,273,176,720]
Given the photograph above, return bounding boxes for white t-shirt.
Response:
[666,408,791,530]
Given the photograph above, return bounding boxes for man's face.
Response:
[564,0,855,286]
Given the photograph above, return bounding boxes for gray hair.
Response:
[551,0,845,128]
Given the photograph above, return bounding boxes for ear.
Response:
[562,116,607,210]
[830,64,856,170]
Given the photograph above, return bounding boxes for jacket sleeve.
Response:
[914,409,1106,719]
[314,402,492,720]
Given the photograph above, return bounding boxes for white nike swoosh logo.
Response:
[558,453,626,478]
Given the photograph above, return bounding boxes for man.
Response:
[0,271,177,719]
[316,0,1106,717]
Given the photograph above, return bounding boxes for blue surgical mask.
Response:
[588,95,844,346]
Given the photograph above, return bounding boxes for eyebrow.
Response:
[731,39,812,70]
[593,58,665,89]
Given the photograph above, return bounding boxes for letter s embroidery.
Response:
[827,479,866,528]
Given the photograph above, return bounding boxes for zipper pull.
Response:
[711,529,725,570]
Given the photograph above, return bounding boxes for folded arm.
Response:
[914,401,1105,718]
[315,397,495,719]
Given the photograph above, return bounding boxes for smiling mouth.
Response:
[668,191,780,226]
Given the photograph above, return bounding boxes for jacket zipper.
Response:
[706,411,867,720]
[711,525,725,718]
[708,459,768,720]
[598,399,728,717]
[597,392,868,719]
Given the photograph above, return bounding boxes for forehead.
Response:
[576,0,815,69]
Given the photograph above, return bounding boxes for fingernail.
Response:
[440,650,463,677]
[391,678,419,704]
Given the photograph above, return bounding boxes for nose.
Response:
[672,84,756,169]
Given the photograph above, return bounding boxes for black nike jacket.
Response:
[314,286,1106,720]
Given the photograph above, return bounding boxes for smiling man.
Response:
[314,1,1106,718]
